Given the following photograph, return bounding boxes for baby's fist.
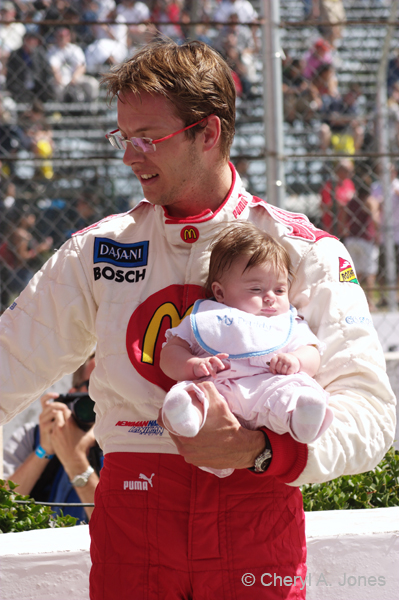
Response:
[269,353,300,375]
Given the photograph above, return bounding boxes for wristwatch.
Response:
[249,430,273,474]
[70,466,95,488]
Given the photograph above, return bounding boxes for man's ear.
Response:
[211,281,224,302]
[202,114,221,152]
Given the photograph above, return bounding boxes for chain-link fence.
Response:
[0,0,398,358]
[276,0,399,345]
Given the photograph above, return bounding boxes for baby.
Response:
[160,222,333,477]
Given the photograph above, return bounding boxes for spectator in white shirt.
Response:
[0,1,25,87]
[213,0,260,54]
[86,8,129,73]
[0,1,25,53]
[116,0,151,47]
[47,27,99,103]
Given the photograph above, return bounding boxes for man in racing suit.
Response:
[0,40,396,600]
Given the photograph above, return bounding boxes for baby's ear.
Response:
[211,281,224,302]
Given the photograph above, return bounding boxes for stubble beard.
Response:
[147,143,203,215]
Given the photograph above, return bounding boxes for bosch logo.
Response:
[180,226,199,243]
[93,266,146,283]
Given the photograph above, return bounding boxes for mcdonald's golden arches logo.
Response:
[180,225,199,243]
[126,284,205,390]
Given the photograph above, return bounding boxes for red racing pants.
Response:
[90,452,306,600]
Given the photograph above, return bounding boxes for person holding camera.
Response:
[2,354,100,522]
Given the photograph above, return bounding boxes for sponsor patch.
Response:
[126,284,205,391]
[93,266,146,283]
[123,473,155,491]
[180,226,199,243]
[232,194,248,218]
[251,198,337,241]
[115,420,163,435]
[345,316,373,326]
[339,257,358,284]
[94,237,149,267]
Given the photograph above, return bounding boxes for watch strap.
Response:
[70,465,95,487]
[35,444,55,460]
[248,429,272,474]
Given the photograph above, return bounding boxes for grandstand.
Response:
[251,0,394,199]
[1,1,397,248]
[4,1,394,206]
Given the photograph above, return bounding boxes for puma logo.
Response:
[123,473,155,491]
[139,473,155,488]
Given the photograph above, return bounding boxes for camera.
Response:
[57,392,96,431]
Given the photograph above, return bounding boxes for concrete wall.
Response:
[0,507,398,600]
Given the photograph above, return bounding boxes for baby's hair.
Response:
[205,222,293,294]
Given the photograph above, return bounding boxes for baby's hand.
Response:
[269,353,300,375]
[192,354,229,378]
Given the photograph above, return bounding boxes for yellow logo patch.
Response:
[339,257,358,284]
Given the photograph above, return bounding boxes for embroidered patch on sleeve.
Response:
[339,257,359,284]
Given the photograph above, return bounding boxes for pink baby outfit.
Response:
[162,299,332,477]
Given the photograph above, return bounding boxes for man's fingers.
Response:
[52,409,66,429]
[40,392,60,409]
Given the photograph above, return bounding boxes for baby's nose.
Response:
[263,292,274,304]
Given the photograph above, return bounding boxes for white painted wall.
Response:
[0,507,398,600]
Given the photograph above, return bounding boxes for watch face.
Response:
[73,476,86,487]
[255,448,272,472]
[71,466,94,487]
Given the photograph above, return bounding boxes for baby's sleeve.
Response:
[164,314,194,348]
[287,318,326,355]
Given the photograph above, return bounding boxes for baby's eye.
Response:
[251,288,262,293]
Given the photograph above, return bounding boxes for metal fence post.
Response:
[261,0,285,208]
[376,0,399,312]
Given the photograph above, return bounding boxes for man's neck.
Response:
[165,162,233,219]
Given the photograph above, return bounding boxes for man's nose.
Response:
[123,143,145,166]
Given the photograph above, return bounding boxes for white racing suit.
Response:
[0,165,396,599]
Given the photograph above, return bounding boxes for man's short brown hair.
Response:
[72,352,95,388]
[205,223,293,294]
[102,39,236,159]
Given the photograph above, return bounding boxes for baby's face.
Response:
[212,256,290,317]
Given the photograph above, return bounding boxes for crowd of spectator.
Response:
[0,0,262,106]
[1,0,399,309]
[281,38,365,155]
[0,0,263,306]
[278,11,399,307]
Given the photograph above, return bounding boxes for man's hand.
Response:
[158,381,266,470]
[49,404,96,480]
[38,393,67,456]
[269,352,301,375]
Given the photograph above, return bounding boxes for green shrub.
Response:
[1,449,398,529]
[302,447,399,511]
[0,479,77,533]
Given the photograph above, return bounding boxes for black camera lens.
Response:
[57,392,96,430]
[73,394,96,424]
